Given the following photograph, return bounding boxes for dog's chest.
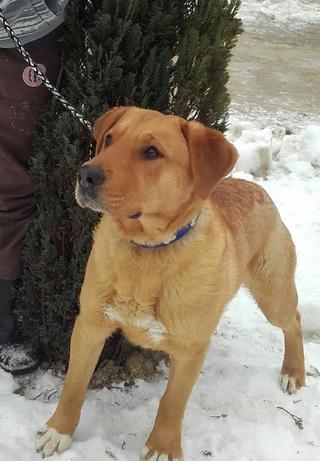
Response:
[103,261,168,347]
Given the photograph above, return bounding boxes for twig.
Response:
[277,406,304,430]
[105,448,117,459]
[31,388,57,401]
[47,390,57,400]
[32,392,44,400]
[306,366,320,378]
[107,385,124,391]
[307,441,320,448]
[210,413,227,419]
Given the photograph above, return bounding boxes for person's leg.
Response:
[0,279,15,342]
[0,45,62,373]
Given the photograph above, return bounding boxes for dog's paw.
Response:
[36,425,72,457]
[140,445,183,461]
[280,373,301,394]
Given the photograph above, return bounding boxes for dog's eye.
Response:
[104,133,112,147]
[143,146,162,160]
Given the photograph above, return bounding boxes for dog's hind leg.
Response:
[245,226,305,394]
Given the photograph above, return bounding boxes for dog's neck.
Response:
[129,213,201,249]
[111,196,204,247]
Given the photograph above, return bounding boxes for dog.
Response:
[36,107,305,460]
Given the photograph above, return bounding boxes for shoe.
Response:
[0,339,39,375]
[0,278,40,374]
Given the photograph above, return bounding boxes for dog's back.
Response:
[211,178,289,270]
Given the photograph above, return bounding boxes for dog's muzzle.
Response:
[76,165,105,210]
[77,165,105,192]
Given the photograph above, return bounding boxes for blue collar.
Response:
[130,214,200,249]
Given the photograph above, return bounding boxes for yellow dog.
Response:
[37,107,305,460]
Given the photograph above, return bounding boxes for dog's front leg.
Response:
[36,311,114,457]
[142,344,209,461]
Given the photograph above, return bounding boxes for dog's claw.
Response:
[141,445,183,461]
[37,424,48,436]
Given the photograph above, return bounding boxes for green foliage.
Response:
[172,0,242,130]
[16,0,242,369]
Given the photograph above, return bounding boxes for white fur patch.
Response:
[104,306,123,322]
[104,305,166,344]
[135,315,166,343]
[280,373,298,394]
[36,427,72,457]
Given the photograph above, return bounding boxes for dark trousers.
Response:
[0,45,61,279]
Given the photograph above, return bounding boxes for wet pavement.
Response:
[228,2,320,126]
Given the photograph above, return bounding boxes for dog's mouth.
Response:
[76,191,103,213]
[75,182,141,219]
[75,182,105,212]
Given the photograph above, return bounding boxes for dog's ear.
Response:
[180,120,238,200]
[93,106,129,154]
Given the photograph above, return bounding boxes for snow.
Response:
[278,125,320,176]
[240,0,320,26]
[238,0,320,39]
[1,1,320,460]
[227,122,320,178]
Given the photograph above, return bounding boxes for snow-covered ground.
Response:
[239,0,320,36]
[1,1,319,460]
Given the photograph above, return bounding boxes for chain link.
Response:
[0,9,94,157]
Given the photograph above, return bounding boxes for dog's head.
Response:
[76,107,238,239]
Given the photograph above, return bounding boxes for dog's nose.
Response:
[77,165,105,189]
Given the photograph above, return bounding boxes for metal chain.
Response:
[0,9,93,140]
